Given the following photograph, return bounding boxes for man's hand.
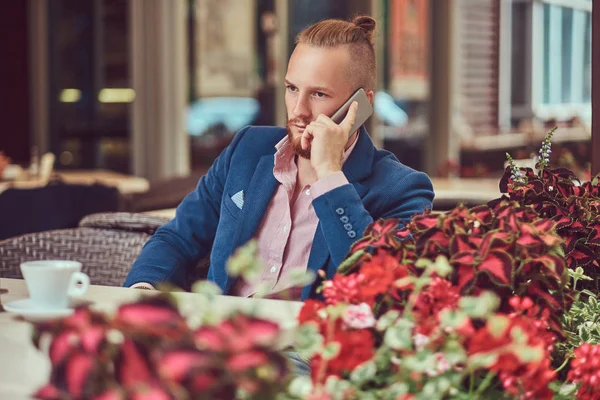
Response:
[301,101,358,180]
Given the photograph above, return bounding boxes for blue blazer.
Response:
[124,126,434,299]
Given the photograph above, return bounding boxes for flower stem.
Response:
[474,371,496,397]
[553,354,573,373]
[469,371,475,395]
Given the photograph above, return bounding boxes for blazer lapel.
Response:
[229,154,278,261]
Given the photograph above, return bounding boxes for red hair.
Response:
[295,16,377,91]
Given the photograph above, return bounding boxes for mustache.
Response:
[287,118,310,127]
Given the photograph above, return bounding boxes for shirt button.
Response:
[283,225,289,232]
[305,189,311,196]
[270,266,277,273]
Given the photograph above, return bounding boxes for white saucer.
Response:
[3,298,74,321]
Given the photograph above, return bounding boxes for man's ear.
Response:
[366,89,375,105]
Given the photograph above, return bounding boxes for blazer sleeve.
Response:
[311,170,434,267]
[124,126,251,288]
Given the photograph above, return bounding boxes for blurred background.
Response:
[0,0,595,219]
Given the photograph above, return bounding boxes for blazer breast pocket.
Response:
[221,190,243,219]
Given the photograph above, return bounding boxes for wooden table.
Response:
[0,278,302,399]
[56,170,150,195]
[0,170,150,196]
[431,178,502,207]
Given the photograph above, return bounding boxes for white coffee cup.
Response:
[20,260,90,309]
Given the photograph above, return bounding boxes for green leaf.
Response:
[226,240,264,282]
[509,326,528,345]
[459,291,500,319]
[287,269,316,288]
[439,309,469,330]
[337,250,366,274]
[382,383,409,400]
[350,361,377,385]
[324,376,353,400]
[468,353,498,369]
[287,376,313,398]
[557,382,578,397]
[443,340,467,365]
[353,391,378,400]
[432,255,453,277]
[322,342,341,360]
[420,378,450,400]
[376,310,400,331]
[384,319,414,350]
[487,315,509,338]
[294,323,324,359]
[512,344,542,363]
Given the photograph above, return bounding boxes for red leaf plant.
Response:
[297,200,574,397]
[32,295,289,400]
[492,165,600,291]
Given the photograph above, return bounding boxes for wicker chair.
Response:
[0,212,211,288]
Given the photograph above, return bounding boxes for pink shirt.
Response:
[131,133,359,295]
[236,134,359,299]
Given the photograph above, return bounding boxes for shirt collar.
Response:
[273,130,360,168]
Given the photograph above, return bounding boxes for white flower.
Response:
[107,329,125,344]
[425,353,451,377]
[343,303,376,329]
[413,333,430,351]
[548,186,554,191]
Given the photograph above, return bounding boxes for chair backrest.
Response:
[0,182,121,240]
[0,212,211,288]
[0,227,150,286]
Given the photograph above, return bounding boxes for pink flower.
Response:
[425,353,450,377]
[343,303,376,329]
[567,343,600,400]
[413,333,430,351]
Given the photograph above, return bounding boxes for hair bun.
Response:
[352,15,376,35]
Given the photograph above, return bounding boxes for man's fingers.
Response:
[316,114,336,126]
[339,101,358,134]
[301,127,314,150]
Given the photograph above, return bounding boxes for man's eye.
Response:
[287,85,298,92]
[314,92,326,98]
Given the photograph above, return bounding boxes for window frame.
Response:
[506,0,592,122]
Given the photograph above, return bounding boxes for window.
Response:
[509,0,592,122]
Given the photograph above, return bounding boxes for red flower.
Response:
[412,277,460,336]
[358,255,396,303]
[298,299,326,325]
[467,310,556,400]
[311,329,375,380]
[567,343,600,400]
[322,273,364,305]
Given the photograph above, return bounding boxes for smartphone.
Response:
[331,88,374,136]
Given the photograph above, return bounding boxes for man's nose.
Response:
[292,95,311,120]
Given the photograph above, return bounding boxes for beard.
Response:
[286,118,312,159]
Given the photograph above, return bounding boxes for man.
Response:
[124,15,434,300]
